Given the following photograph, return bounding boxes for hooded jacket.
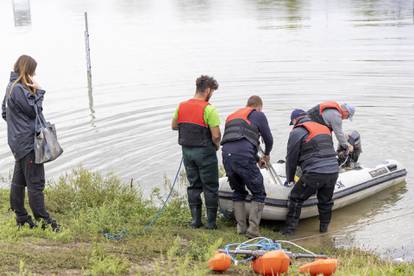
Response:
[2,72,46,160]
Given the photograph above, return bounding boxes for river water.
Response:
[0,0,413,261]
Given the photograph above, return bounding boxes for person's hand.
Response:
[258,159,266,169]
[27,76,41,90]
[262,155,270,163]
[338,150,347,160]
[284,180,295,187]
[347,143,354,153]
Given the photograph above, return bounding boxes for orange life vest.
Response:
[177,99,212,147]
[319,101,347,119]
[177,99,209,127]
[307,101,346,129]
[221,107,260,146]
[298,121,332,143]
[294,120,336,165]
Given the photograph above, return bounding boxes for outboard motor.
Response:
[338,130,362,168]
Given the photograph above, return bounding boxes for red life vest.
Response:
[176,99,212,147]
[225,107,254,124]
[177,99,209,127]
[221,107,260,146]
[294,120,337,165]
[307,101,347,129]
[298,121,332,143]
[319,101,347,119]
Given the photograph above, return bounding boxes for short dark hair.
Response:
[247,95,263,107]
[196,75,219,93]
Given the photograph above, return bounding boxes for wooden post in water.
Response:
[84,12,92,92]
[84,11,95,122]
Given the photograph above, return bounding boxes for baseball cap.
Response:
[289,109,307,125]
[342,103,355,121]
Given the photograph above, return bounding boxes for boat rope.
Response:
[276,240,317,256]
[224,237,281,264]
[103,156,183,240]
[258,145,283,186]
[338,155,350,168]
[290,209,414,243]
[223,237,321,264]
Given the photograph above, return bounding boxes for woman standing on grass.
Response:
[1,55,59,232]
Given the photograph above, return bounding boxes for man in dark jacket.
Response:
[2,71,59,231]
[221,95,273,238]
[171,75,221,229]
[281,109,339,235]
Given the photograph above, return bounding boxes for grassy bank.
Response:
[0,168,412,275]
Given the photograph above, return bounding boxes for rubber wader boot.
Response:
[190,206,203,228]
[233,201,247,234]
[279,226,295,236]
[205,208,217,230]
[279,217,298,236]
[246,201,264,238]
[17,215,37,229]
[320,223,329,233]
[41,218,61,232]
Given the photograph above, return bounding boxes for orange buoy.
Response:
[298,258,338,276]
[252,250,290,276]
[208,252,232,272]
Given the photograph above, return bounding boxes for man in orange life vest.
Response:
[221,96,273,238]
[307,101,356,153]
[281,109,339,235]
[172,75,221,229]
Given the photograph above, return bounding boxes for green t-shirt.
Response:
[173,104,220,127]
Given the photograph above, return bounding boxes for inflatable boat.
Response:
[218,160,407,220]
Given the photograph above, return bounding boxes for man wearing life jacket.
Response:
[221,96,273,238]
[307,101,356,152]
[172,75,221,230]
[281,109,339,235]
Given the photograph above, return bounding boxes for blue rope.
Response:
[143,156,183,232]
[104,157,184,240]
[224,237,281,264]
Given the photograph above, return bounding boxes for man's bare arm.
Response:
[171,118,178,130]
[210,126,221,149]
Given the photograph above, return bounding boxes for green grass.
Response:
[0,168,412,275]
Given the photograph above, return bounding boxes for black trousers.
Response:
[222,152,266,203]
[10,151,50,222]
[286,172,338,230]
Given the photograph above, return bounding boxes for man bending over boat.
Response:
[281,109,339,235]
[307,101,355,153]
[221,95,273,238]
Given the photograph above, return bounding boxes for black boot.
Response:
[190,206,203,229]
[320,223,329,233]
[205,208,217,230]
[41,218,61,232]
[17,215,37,229]
[280,199,302,235]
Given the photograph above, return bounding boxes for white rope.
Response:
[276,240,317,256]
